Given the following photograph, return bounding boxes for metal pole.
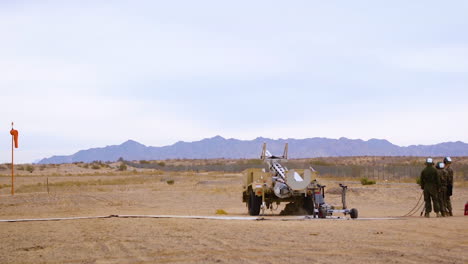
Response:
[11,131,14,195]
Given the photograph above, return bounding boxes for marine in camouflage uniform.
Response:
[420,158,441,217]
[436,162,448,217]
[444,157,454,216]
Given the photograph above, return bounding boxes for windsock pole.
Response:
[11,122,14,195]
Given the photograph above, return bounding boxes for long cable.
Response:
[402,191,423,217]
[405,192,424,217]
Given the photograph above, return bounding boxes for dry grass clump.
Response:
[166,179,175,185]
[25,165,34,173]
[360,177,376,185]
[118,163,127,171]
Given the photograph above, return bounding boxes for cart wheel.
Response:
[303,195,314,215]
[249,189,262,216]
[319,207,327,218]
[350,208,358,219]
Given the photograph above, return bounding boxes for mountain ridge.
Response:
[38,136,468,164]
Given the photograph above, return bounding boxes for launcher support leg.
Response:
[340,184,348,210]
[261,189,266,215]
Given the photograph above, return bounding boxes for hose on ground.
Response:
[402,191,424,217]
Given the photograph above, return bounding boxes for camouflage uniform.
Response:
[438,168,448,216]
[420,165,441,216]
[445,166,454,215]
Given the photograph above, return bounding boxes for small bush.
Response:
[140,160,150,164]
[26,165,34,173]
[118,163,127,171]
[166,179,175,185]
[416,177,421,185]
[360,177,376,185]
[91,164,101,170]
[215,209,228,215]
[157,161,166,167]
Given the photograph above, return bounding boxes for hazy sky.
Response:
[1,0,468,163]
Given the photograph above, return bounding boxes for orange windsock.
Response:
[10,129,19,148]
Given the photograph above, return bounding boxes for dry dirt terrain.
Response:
[0,165,467,263]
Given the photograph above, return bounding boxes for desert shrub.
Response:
[360,177,376,185]
[26,165,34,173]
[83,164,89,169]
[157,161,166,167]
[166,179,175,185]
[17,165,25,171]
[215,209,228,215]
[140,160,150,164]
[118,163,127,171]
[91,164,101,170]
[416,177,421,185]
[0,165,7,171]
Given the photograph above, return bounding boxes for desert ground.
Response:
[0,161,467,264]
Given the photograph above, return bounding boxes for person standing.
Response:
[420,158,441,217]
[436,162,448,217]
[444,157,454,216]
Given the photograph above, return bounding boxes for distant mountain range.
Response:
[37,136,468,164]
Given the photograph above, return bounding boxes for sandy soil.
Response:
[0,172,467,264]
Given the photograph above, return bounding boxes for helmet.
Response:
[444,157,452,164]
[436,162,445,169]
[426,158,434,164]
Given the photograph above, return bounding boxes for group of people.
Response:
[420,157,454,217]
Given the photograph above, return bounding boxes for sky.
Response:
[1,0,468,163]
